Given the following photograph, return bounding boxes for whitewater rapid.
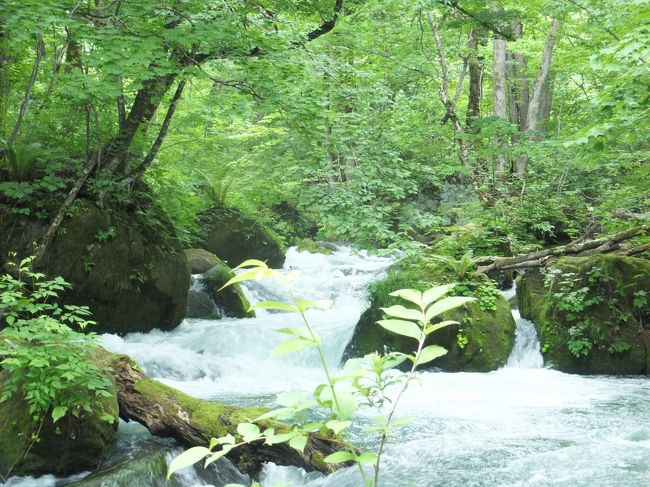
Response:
[7,246,649,486]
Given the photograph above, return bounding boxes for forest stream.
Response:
[5,246,650,487]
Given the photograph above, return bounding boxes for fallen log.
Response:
[107,353,341,478]
[476,226,647,274]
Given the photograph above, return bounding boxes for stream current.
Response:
[5,246,650,486]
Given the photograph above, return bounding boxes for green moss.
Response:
[296,239,333,255]
[0,198,191,335]
[344,255,516,372]
[196,206,286,268]
[517,254,650,375]
[0,371,118,477]
[184,248,221,274]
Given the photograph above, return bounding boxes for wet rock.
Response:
[195,206,285,268]
[517,254,650,375]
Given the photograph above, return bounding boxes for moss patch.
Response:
[0,371,118,477]
[0,198,190,335]
[344,254,516,372]
[517,254,650,375]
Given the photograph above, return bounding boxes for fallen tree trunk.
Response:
[477,226,647,274]
[107,353,341,478]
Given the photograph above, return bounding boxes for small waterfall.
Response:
[503,284,544,369]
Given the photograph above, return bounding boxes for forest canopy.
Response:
[0,0,648,251]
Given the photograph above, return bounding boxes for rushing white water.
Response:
[9,247,650,486]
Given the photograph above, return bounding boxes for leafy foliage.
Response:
[0,256,114,424]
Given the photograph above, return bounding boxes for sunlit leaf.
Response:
[376,319,422,340]
[167,446,210,479]
[416,345,447,365]
[380,305,424,321]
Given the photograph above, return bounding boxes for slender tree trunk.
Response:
[517,18,562,176]
[526,19,562,133]
[101,71,177,175]
[7,34,45,147]
[492,35,508,179]
[466,27,482,130]
[506,21,529,131]
[122,79,187,186]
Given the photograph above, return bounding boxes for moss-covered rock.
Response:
[296,238,333,255]
[184,248,221,274]
[201,259,254,318]
[517,254,650,375]
[196,206,285,268]
[344,255,516,372]
[0,199,190,335]
[0,373,119,477]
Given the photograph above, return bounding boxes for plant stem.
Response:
[373,325,427,487]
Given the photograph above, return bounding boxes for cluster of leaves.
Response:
[0,255,114,424]
[167,259,473,486]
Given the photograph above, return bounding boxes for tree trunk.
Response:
[476,226,647,273]
[101,71,177,175]
[108,353,343,478]
[492,35,509,179]
[506,21,529,131]
[7,34,45,147]
[526,19,562,133]
[466,27,482,130]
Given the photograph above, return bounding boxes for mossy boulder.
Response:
[196,206,285,268]
[517,254,650,375]
[0,199,190,335]
[0,374,119,477]
[344,256,516,372]
[184,248,221,274]
[201,259,255,318]
[296,238,333,255]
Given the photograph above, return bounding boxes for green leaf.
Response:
[234,259,268,270]
[51,405,67,422]
[421,284,455,307]
[425,297,475,321]
[323,451,355,464]
[389,288,422,306]
[289,434,308,452]
[237,423,261,441]
[425,320,459,335]
[332,381,358,420]
[416,345,447,365]
[326,419,352,434]
[255,301,297,312]
[276,327,318,342]
[376,319,422,340]
[204,448,229,468]
[295,299,333,312]
[219,269,268,290]
[271,337,317,356]
[380,305,424,321]
[167,446,210,479]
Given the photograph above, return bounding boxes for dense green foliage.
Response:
[0,0,646,250]
[0,256,113,424]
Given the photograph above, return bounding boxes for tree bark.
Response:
[492,35,509,179]
[526,19,562,133]
[108,353,343,478]
[465,27,482,130]
[121,79,187,186]
[506,21,528,131]
[7,34,45,147]
[476,226,647,273]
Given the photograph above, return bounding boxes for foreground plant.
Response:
[0,255,114,424]
[167,259,474,486]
